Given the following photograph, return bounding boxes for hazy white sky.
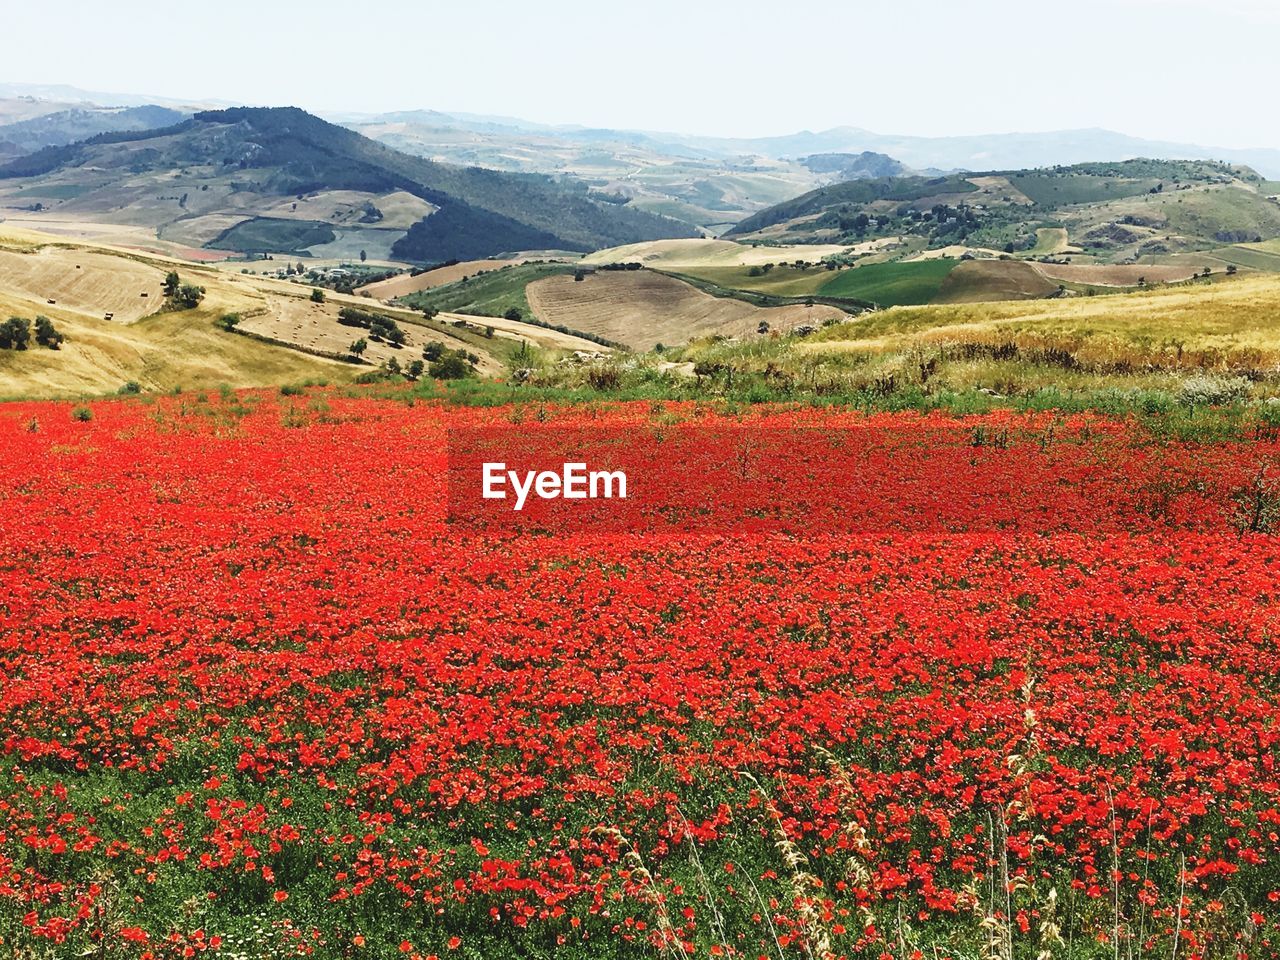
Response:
[5,0,1278,147]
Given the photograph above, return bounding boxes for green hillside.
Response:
[0,108,697,262]
[728,159,1279,257]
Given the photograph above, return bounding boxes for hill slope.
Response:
[727,159,1280,259]
[0,107,696,261]
[0,105,189,161]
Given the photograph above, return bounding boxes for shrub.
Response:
[1178,374,1251,408]
[119,381,142,395]
[34,315,64,349]
[428,354,474,380]
[175,284,205,309]
[311,288,326,303]
[219,313,242,332]
[0,316,31,350]
[71,406,93,422]
[1233,468,1280,534]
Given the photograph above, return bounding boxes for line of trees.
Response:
[337,307,407,346]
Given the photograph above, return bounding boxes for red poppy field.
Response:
[2,389,1279,959]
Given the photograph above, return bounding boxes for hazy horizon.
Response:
[5,0,1279,150]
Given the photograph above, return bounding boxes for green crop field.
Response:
[1007,172,1159,208]
[400,262,578,318]
[818,258,959,306]
[674,264,838,297]
[212,218,338,255]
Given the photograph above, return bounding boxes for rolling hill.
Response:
[727,159,1280,262]
[0,105,189,162]
[346,115,915,234]
[0,107,696,262]
[0,226,609,399]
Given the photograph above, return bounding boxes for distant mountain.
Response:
[801,152,909,181]
[0,107,695,261]
[667,127,1280,180]
[0,105,189,160]
[0,81,232,112]
[343,105,1280,179]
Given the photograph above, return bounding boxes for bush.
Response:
[311,288,326,303]
[175,284,205,309]
[71,406,93,422]
[428,354,474,381]
[119,381,142,395]
[280,384,305,396]
[1178,374,1251,408]
[0,316,31,350]
[219,313,242,332]
[34,315,64,349]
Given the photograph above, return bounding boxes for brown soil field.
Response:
[0,246,168,322]
[526,270,845,351]
[1033,263,1203,286]
[934,261,1060,304]
[357,260,525,300]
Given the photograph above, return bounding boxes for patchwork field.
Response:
[526,270,845,350]
[358,259,531,299]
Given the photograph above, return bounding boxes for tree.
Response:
[350,338,368,357]
[219,313,242,332]
[163,272,180,298]
[0,317,31,350]
[311,288,326,304]
[359,250,367,263]
[429,354,473,380]
[1227,264,1239,276]
[176,284,205,309]
[33,315,64,350]
[407,360,425,380]
[504,307,524,322]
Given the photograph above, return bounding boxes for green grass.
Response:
[11,182,95,200]
[675,264,837,297]
[1010,172,1160,208]
[211,218,337,255]
[400,262,577,319]
[818,259,959,306]
[1208,245,1280,272]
